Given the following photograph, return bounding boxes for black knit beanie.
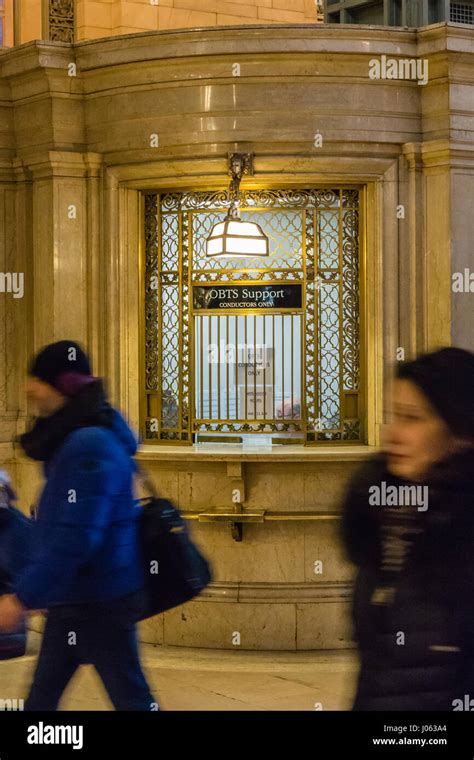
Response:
[396,347,474,442]
[28,341,92,394]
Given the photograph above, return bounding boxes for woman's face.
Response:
[384,378,463,482]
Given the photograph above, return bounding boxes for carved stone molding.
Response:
[48,0,74,43]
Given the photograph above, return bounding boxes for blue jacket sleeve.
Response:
[14,428,120,609]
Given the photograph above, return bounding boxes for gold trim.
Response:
[138,193,146,442]
[359,185,368,444]
[180,510,341,522]
[142,187,363,446]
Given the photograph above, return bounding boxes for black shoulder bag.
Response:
[135,464,212,619]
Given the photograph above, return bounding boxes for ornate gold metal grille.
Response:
[142,188,361,445]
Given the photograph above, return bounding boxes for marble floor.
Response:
[0,630,359,711]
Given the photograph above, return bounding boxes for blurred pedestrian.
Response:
[0,340,157,711]
[0,472,27,659]
[342,347,474,710]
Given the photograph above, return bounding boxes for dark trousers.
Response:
[24,590,157,711]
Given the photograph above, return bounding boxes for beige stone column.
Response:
[84,153,104,378]
[0,164,32,497]
[102,168,120,404]
[117,186,142,429]
[9,163,34,433]
[101,171,143,420]
[382,160,400,369]
[8,151,103,510]
[398,148,425,359]
[0,176,20,458]
[401,143,426,355]
[419,141,452,351]
[401,142,454,355]
[25,150,102,358]
[450,146,474,350]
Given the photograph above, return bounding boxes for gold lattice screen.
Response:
[142,189,362,445]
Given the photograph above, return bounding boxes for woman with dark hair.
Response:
[342,347,474,711]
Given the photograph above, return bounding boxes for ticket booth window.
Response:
[194,313,303,443]
[142,188,362,445]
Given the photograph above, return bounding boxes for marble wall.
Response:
[133,450,366,649]
[76,0,321,39]
[6,0,321,46]
[0,23,473,648]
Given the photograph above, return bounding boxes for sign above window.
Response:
[193,284,303,311]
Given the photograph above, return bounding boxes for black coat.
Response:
[341,447,474,711]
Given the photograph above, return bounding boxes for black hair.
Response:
[396,347,474,442]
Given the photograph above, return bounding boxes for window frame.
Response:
[140,186,365,447]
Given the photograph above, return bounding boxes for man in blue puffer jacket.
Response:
[0,340,157,710]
